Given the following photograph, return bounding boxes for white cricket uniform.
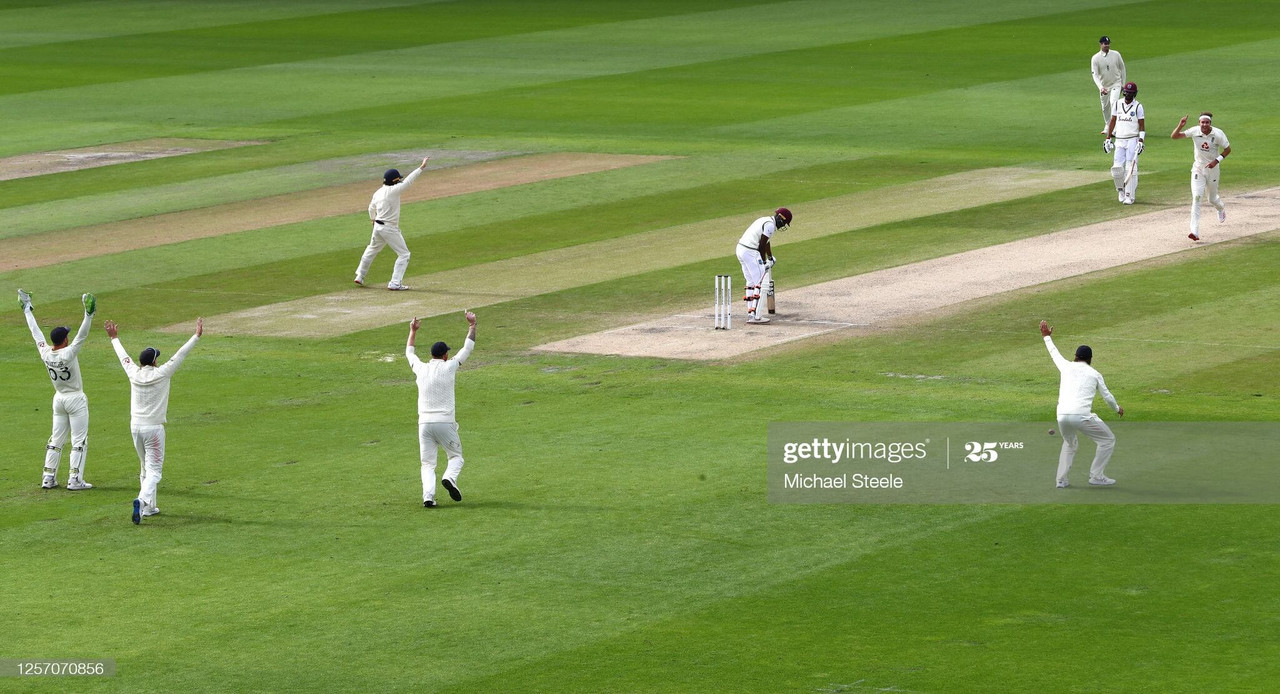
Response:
[356,167,422,287]
[1184,126,1230,237]
[1110,99,1144,200]
[1091,49,1126,127]
[407,336,475,503]
[26,309,93,482]
[1045,336,1121,485]
[111,335,200,511]
[736,216,775,314]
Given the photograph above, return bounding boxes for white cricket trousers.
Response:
[132,425,166,509]
[1099,87,1121,128]
[45,391,89,480]
[419,422,464,502]
[1191,166,1225,237]
[736,244,766,315]
[1110,138,1140,200]
[1056,413,1115,483]
[355,223,411,286]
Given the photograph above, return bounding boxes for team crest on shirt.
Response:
[1201,142,1210,150]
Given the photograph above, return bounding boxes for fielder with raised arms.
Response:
[19,289,97,490]
[1090,35,1126,133]
[105,317,202,524]
[406,310,476,507]
[735,207,792,324]
[1103,81,1144,205]
[1040,320,1124,488]
[1172,112,1231,242]
[355,156,429,291]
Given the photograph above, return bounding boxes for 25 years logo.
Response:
[963,441,1024,463]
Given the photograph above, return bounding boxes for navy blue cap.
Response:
[1099,35,1110,44]
[430,341,450,358]
[383,168,402,185]
[50,326,69,345]
[140,347,161,366]
[1075,345,1093,362]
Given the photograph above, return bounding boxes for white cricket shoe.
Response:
[141,505,161,517]
[387,283,411,291]
[42,474,58,489]
[1218,208,1227,223]
[1089,476,1117,486]
[67,477,93,491]
[1056,480,1070,489]
[353,278,364,287]
[1117,189,1126,203]
[1122,193,1134,205]
[746,314,771,324]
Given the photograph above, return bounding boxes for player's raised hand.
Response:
[1178,114,1188,127]
[464,310,476,326]
[1039,320,1052,337]
[195,317,203,337]
[104,320,118,338]
[410,317,421,331]
[420,156,430,169]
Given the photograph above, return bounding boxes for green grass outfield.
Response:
[2,1,1278,691]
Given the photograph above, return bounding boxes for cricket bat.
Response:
[764,269,775,314]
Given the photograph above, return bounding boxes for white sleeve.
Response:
[1096,373,1120,412]
[1219,130,1229,149]
[406,345,421,369]
[111,338,138,378]
[1116,52,1126,83]
[1043,336,1069,371]
[156,334,200,378]
[452,337,475,366]
[61,311,93,361]
[399,167,423,190]
[761,220,777,240]
[369,198,377,221]
[1136,103,1145,120]
[1091,55,1104,89]
[24,309,47,351]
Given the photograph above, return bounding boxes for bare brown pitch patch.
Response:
[0,138,264,182]
[1,153,673,272]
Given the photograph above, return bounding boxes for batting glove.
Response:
[1137,140,1145,155]
[17,288,32,312]
[765,258,776,269]
[1103,140,1114,154]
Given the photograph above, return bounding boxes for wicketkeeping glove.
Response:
[1137,140,1145,155]
[1103,140,1114,154]
[82,293,97,315]
[17,288,32,312]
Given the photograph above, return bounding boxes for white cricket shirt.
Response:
[26,310,92,395]
[408,337,475,424]
[1045,336,1120,416]
[1091,49,1126,89]
[111,335,200,427]
[368,167,423,228]
[1112,99,1144,139]
[738,216,777,250]
[1183,126,1230,171]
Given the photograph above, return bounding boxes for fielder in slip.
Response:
[355,156,429,291]
[406,311,477,507]
[105,317,202,524]
[1040,321,1124,489]
[1172,113,1231,242]
[1091,35,1126,133]
[20,289,97,491]
[1103,81,1144,205]
[735,207,792,324]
